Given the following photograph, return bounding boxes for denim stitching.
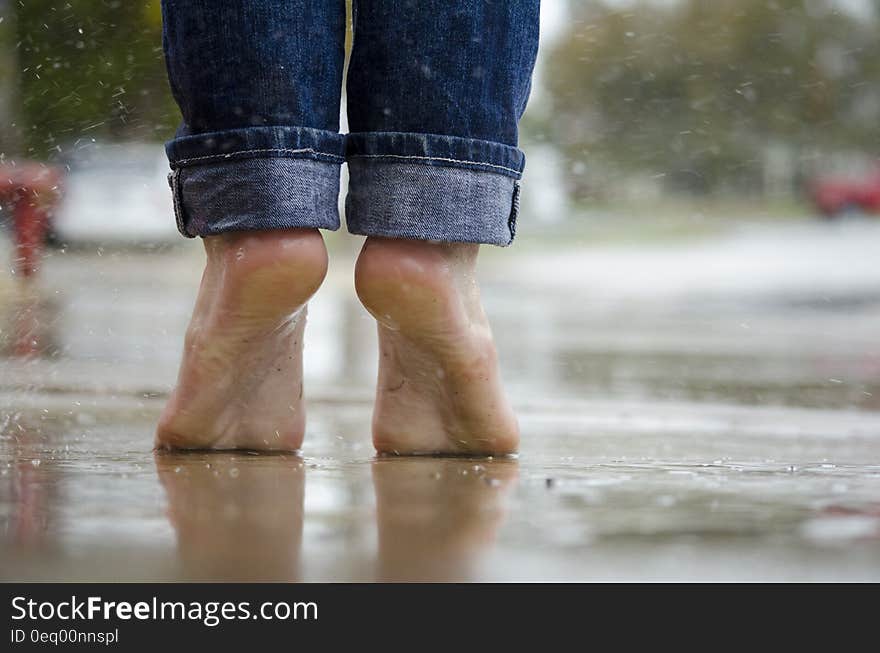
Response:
[507,181,520,245]
[348,153,522,176]
[174,149,518,175]
[168,169,195,238]
[173,147,345,166]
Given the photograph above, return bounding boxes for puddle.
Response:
[2,223,880,580]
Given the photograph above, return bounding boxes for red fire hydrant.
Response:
[0,161,63,279]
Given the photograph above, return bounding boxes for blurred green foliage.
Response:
[0,0,355,163]
[544,0,880,198]
[4,0,177,161]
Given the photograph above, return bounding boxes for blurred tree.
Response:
[545,0,880,199]
[0,1,357,162]
[0,0,21,155]
[5,0,178,161]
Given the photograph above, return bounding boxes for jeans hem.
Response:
[345,132,525,180]
[169,156,341,238]
[166,125,346,169]
[345,158,520,247]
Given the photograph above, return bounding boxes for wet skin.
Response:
[355,237,519,455]
[155,228,327,451]
[156,231,518,455]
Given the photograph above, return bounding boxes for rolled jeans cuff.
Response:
[166,126,345,238]
[345,132,524,246]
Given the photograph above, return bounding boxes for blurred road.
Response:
[1,217,879,581]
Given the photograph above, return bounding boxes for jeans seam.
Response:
[347,153,522,177]
[173,147,345,167]
[168,169,195,238]
[507,181,520,245]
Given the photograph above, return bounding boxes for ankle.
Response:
[358,236,480,273]
[204,228,329,302]
[354,237,482,321]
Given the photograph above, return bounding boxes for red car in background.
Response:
[810,168,880,218]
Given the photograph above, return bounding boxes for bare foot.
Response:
[155,228,327,451]
[354,237,519,455]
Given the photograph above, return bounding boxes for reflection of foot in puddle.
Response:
[155,452,304,581]
[156,229,327,451]
[372,456,518,581]
[4,423,57,549]
[355,238,519,455]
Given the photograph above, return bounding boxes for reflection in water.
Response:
[154,452,517,582]
[155,452,304,581]
[373,457,518,581]
[0,283,60,358]
[0,421,57,550]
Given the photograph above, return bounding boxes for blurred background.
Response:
[531,0,880,219]
[1,0,877,405]
[1,1,879,581]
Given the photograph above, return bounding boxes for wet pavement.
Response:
[1,218,880,581]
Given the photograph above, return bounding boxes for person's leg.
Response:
[346,1,540,455]
[156,0,346,451]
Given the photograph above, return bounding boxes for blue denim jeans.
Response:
[162,1,539,246]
